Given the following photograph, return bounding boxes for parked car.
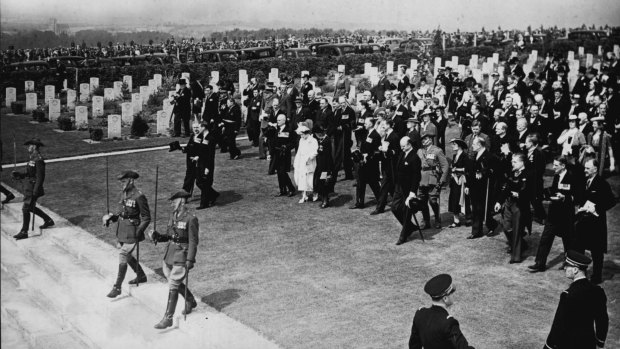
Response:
[377,38,406,51]
[199,50,239,63]
[80,58,116,68]
[147,53,180,65]
[281,48,313,58]
[567,30,609,41]
[237,47,276,60]
[308,42,330,54]
[111,55,150,66]
[4,60,50,72]
[315,44,356,57]
[353,44,382,54]
[48,56,84,69]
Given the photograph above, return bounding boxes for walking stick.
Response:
[105,156,109,214]
[13,132,17,176]
[184,267,189,321]
[153,165,159,234]
[404,201,425,242]
[483,177,490,224]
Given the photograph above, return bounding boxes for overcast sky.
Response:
[2,0,620,31]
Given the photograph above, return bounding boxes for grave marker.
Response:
[92,96,104,117]
[153,74,162,88]
[108,114,122,139]
[132,93,142,114]
[113,81,123,98]
[157,110,168,134]
[140,86,150,105]
[75,106,88,127]
[67,89,76,110]
[80,83,90,102]
[89,77,99,93]
[25,80,35,92]
[48,99,61,121]
[44,85,55,104]
[104,88,115,101]
[5,87,16,107]
[123,75,133,92]
[25,93,37,112]
[121,102,133,123]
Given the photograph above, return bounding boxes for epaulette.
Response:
[447,315,453,319]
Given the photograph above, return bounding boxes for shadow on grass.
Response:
[201,289,242,311]
[213,190,243,206]
[68,214,90,225]
[328,194,353,207]
[603,259,620,282]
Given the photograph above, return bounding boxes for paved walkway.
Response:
[0,187,280,349]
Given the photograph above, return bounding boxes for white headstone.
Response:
[79,83,90,102]
[44,85,55,104]
[5,87,16,107]
[91,96,104,117]
[348,85,356,101]
[140,86,150,104]
[182,72,190,83]
[510,51,518,59]
[48,99,61,121]
[67,89,76,110]
[210,71,219,85]
[163,98,173,118]
[75,106,88,127]
[132,93,142,114]
[567,51,575,61]
[593,63,601,72]
[364,63,372,75]
[458,64,466,77]
[338,64,346,73]
[121,102,133,123]
[386,61,394,74]
[113,81,123,98]
[492,53,499,65]
[451,56,459,67]
[154,74,162,88]
[434,57,442,77]
[25,93,37,112]
[614,45,620,59]
[156,110,168,134]
[239,71,248,86]
[168,91,176,98]
[108,114,122,139]
[104,88,115,101]
[471,54,479,66]
[123,75,133,92]
[586,53,593,68]
[498,66,505,77]
[410,59,418,71]
[269,68,278,77]
[598,45,603,57]
[531,50,538,62]
[300,70,308,78]
[148,79,157,95]
[472,69,483,85]
[89,77,99,93]
[578,46,584,57]
[25,80,35,92]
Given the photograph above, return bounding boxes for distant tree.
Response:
[432,29,443,54]
[202,36,206,42]
[149,39,153,45]
[97,41,101,48]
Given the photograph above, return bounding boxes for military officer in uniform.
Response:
[417,133,449,229]
[12,138,54,240]
[102,171,151,297]
[494,153,530,263]
[529,156,581,272]
[544,250,608,349]
[409,274,474,349]
[149,191,199,329]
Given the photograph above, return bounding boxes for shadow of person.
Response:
[328,194,353,207]
[68,214,89,225]
[212,190,243,206]
[602,259,620,282]
[201,289,242,311]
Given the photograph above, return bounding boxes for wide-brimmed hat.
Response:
[450,138,468,149]
[24,138,44,147]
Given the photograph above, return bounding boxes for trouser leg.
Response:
[591,250,604,281]
[534,223,556,266]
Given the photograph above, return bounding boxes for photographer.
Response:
[171,79,192,137]
[219,98,242,160]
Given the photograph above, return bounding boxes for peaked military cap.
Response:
[118,170,139,180]
[24,138,44,147]
[565,250,591,269]
[424,274,456,299]
[169,190,192,200]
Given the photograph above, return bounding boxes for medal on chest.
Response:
[124,199,136,208]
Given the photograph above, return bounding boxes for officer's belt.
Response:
[119,214,140,220]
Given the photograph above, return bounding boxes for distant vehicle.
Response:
[5,61,50,72]
[80,58,116,68]
[147,53,180,65]
[308,42,330,54]
[315,44,356,57]
[353,44,382,54]
[199,50,239,63]
[567,30,608,41]
[237,47,276,60]
[393,38,433,53]
[377,38,406,51]
[281,48,313,58]
[48,56,84,69]
[111,55,150,66]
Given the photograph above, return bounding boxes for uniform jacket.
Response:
[392,104,409,137]
[545,278,608,349]
[316,107,334,134]
[497,169,530,209]
[359,128,381,180]
[114,187,151,243]
[300,82,314,105]
[417,145,449,186]
[18,152,45,197]
[163,208,199,266]
[372,76,395,103]
[409,305,473,349]
[380,130,402,181]
[269,123,294,172]
[202,92,220,125]
[248,96,263,121]
[222,103,242,132]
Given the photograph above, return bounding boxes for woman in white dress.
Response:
[293,125,318,203]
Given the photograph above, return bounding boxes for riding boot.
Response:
[177,283,198,315]
[127,257,147,285]
[154,289,179,329]
[107,263,128,298]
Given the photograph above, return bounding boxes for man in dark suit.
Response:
[571,66,589,103]
[550,87,571,147]
[524,134,547,224]
[307,90,320,119]
[269,114,296,197]
[220,97,241,160]
[179,123,201,194]
[371,69,395,104]
[333,96,356,181]
[544,251,608,349]
[465,136,498,238]
[171,79,192,137]
[392,136,422,245]
[202,85,220,127]
[391,94,409,137]
[371,119,401,215]
[350,117,381,209]
[246,88,263,147]
[315,98,333,133]
[195,122,219,209]
[409,274,474,348]
[529,156,580,272]
[279,76,299,120]
[574,159,616,284]
[300,73,314,106]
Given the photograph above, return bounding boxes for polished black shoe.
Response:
[466,234,482,239]
[419,221,432,230]
[287,191,296,197]
[395,238,406,245]
[369,209,384,215]
[154,315,173,329]
[320,202,330,209]
[349,203,364,209]
[13,231,28,240]
[273,192,287,197]
[39,220,55,229]
[106,286,121,298]
[434,220,442,229]
[128,275,147,285]
[196,205,209,210]
[509,259,522,264]
[527,264,546,272]
[1,192,15,204]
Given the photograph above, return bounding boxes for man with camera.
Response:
[171,79,192,137]
[219,97,242,160]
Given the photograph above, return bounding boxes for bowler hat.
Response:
[312,124,326,134]
[168,141,182,152]
[117,170,139,180]
[169,190,191,201]
[24,138,44,147]
[406,117,419,123]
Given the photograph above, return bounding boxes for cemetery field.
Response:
[2,144,619,349]
[0,111,176,163]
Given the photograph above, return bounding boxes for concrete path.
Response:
[0,187,280,349]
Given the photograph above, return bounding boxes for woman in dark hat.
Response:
[12,138,54,240]
[447,138,470,228]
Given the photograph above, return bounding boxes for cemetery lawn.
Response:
[0,111,176,163]
[2,141,619,348]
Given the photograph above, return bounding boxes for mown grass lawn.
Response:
[2,138,619,348]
